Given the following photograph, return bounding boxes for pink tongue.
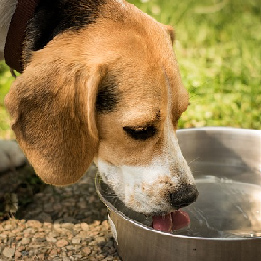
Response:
[152,213,172,232]
[152,210,190,232]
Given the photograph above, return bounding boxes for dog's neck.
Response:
[4,0,39,73]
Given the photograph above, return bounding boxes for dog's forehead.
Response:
[110,63,169,121]
[85,2,175,61]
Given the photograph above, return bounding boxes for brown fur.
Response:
[5,0,189,186]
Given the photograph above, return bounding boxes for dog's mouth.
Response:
[152,210,190,232]
[96,171,190,232]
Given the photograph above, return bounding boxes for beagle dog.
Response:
[1,0,198,215]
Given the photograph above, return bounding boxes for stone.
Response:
[21,238,30,245]
[96,237,105,243]
[15,236,23,242]
[71,237,81,244]
[15,250,22,258]
[23,228,33,234]
[82,247,92,256]
[56,239,69,248]
[46,236,57,243]
[34,232,45,238]
[67,251,73,257]
[76,231,89,239]
[82,246,91,256]
[21,250,29,256]
[80,223,89,231]
[4,224,12,230]
[37,254,45,260]
[34,237,45,243]
[47,231,59,238]
[66,245,74,250]
[30,244,43,248]
[53,221,61,230]
[43,222,52,229]
[3,247,15,258]
[49,249,58,256]
[26,220,42,228]
[17,246,25,251]
[61,223,74,230]
[0,234,7,239]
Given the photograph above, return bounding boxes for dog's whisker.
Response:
[188,157,200,166]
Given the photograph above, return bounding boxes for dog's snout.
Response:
[169,184,199,209]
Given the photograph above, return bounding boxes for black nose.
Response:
[169,184,199,209]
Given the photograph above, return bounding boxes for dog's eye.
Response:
[123,125,157,141]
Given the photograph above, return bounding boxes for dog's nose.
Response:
[169,184,199,209]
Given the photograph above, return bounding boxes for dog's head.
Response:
[5,1,198,215]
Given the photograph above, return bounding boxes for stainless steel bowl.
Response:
[96,127,261,261]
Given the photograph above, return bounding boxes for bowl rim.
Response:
[176,126,261,134]
[95,127,261,241]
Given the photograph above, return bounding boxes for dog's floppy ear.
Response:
[5,52,104,186]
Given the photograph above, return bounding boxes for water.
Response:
[97,175,261,239]
[173,175,261,238]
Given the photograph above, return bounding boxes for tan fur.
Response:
[5,36,101,185]
[5,0,189,187]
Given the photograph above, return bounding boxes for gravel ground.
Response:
[0,164,121,260]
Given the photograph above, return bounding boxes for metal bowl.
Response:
[96,127,261,261]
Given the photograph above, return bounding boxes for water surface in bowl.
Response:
[176,175,261,238]
[97,174,261,239]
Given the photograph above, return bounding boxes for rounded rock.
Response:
[3,247,15,258]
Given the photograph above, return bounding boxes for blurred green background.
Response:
[0,0,260,139]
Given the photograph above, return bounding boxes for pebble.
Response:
[17,246,25,251]
[61,223,74,230]
[71,237,81,244]
[46,236,57,243]
[76,231,89,239]
[56,239,69,248]
[96,237,105,243]
[66,245,74,250]
[34,237,46,243]
[15,250,22,258]
[0,164,121,261]
[21,250,29,256]
[21,238,30,244]
[80,222,89,231]
[47,231,59,238]
[82,246,91,256]
[26,220,42,228]
[49,249,58,256]
[4,224,12,230]
[3,247,15,258]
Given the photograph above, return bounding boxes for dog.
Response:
[1,0,198,215]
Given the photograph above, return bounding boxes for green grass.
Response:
[0,61,14,138]
[129,0,261,129]
[0,0,260,138]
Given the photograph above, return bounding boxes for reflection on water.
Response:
[97,175,261,239]
[175,176,261,238]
